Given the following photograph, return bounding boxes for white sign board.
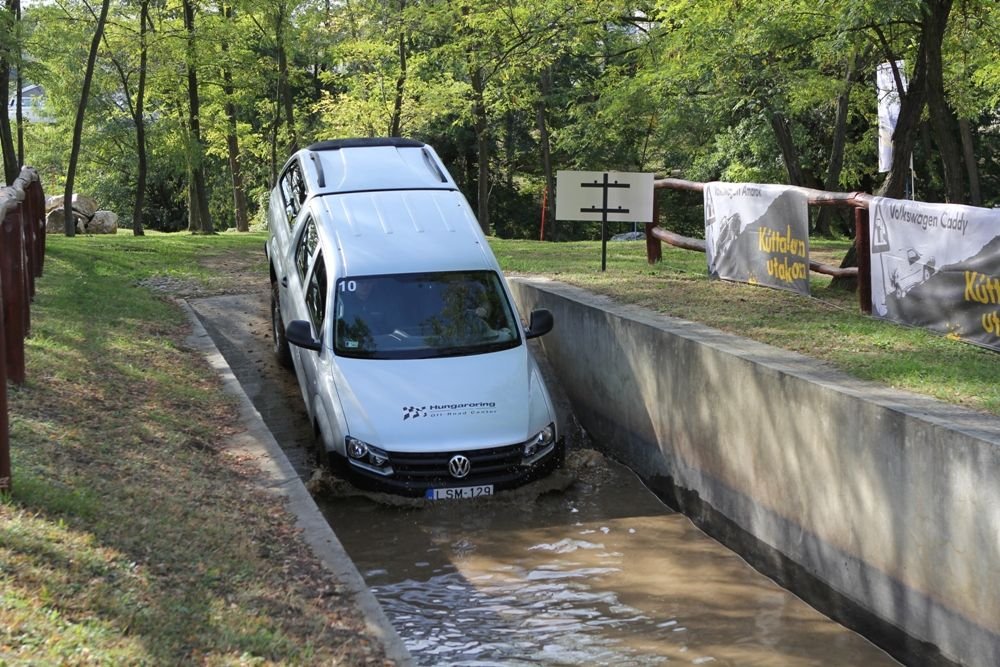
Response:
[555,171,654,222]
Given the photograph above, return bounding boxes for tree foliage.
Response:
[5,0,998,236]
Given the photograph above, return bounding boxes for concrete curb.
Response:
[180,299,413,666]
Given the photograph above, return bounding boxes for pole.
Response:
[580,173,630,272]
[856,207,872,314]
[601,173,608,272]
[539,186,547,241]
[646,188,661,264]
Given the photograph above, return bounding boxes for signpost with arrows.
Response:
[555,170,654,271]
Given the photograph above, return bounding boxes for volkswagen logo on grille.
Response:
[448,455,471,479]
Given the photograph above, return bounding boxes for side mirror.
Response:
[524,309,554,339]
[286,320,322,351]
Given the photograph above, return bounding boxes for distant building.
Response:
[7,84,51,123]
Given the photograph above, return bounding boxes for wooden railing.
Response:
[0,167,46,493]
[646,178,873,313]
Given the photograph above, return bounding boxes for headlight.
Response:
[346,436,368,459]
[522,423,555,461]
[345,437,393,475]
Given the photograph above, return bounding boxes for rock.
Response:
[45,207,88,234]
[88,210,118,234]
[44,193,99,218]
[610,231,644,241]
[71,194,99,218]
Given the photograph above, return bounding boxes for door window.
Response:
[305,251,328,329]
[279,160,307,226]
[295,215,319,284]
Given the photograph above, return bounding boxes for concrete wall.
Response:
[510,277,1000,667]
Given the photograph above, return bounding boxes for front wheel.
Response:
[271,281,293,369]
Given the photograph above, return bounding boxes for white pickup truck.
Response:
[265,138,563,499]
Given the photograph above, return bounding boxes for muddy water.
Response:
[191,293,897,667]
[317,458,895,667]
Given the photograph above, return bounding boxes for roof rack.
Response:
[305,137,426,152]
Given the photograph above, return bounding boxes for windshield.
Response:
[333,271,522,359]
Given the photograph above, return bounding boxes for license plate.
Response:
[425,484,494,500]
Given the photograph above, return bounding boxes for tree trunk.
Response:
[0,71,16,184]
[14,0,22,166]
[830,243,859,291]
[131,0,149,236]
[224,93,249,232]
[923,0,963,202]
[0,0,18,185]
[64,0,112,235]
[536,69,556,241]
[769,111,806,187]
[959,118,981,206]
[878,1,953,199]
[269,112,279,188]
[471,68,490,235]
[389,1,406,137]
[276,3,297,156]
[815,57,857,238]
[182,0,213,234]
[187,173,200,232]
[221,3,248,231]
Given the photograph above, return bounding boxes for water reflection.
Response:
[317,456,897,667]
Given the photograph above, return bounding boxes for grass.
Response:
[2,231,384,665]
[491,237,1000,415]
[3,229,999,663]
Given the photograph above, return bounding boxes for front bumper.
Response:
[344,438,564,497]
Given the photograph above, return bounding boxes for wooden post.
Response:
[645,188,661,264]
[855,207,872,314]
[0,168,44,494]
[1,205,27,384]
[31,180,46,279]
[0,273,7,494]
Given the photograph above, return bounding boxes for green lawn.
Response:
[491,237,1000,415]
[2,231,381,665]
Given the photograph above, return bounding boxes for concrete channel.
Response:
[509,276,1000,667]
[187,289,907,666]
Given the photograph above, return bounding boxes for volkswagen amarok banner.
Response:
[870,197,1000,350]
[704,183,810,295]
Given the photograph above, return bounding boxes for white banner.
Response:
[877,61,907,173]
[870,197,1000,350]
[704,183,810,294]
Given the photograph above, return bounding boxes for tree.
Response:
[182,0,213,234]
[63,0,111,236]
[104,0,152,235]
[873,0,956,200]
[0,0,20,184]
[219,2,249,231]
[11,0,1000,239]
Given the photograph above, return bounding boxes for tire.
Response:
[271,280,294,369]
[313,423,349,478]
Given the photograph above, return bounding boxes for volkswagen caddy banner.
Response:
[870,196,1000,351]
[704,183,810,295]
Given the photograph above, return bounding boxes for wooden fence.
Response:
[0,167,46,493]
[645,178,874,314]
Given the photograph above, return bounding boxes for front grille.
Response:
[389,444,523,482]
